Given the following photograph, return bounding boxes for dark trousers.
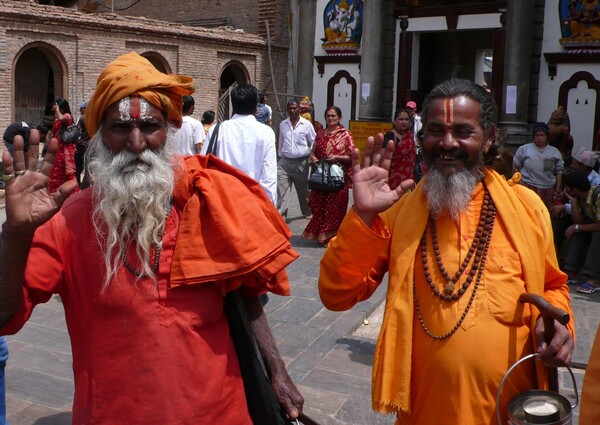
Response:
[563,231,600,280]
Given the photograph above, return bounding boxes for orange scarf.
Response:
[169,155,298,295]
[85,51,195,136]
[372,168,574,414]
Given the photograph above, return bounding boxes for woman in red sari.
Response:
[48,98,79,194]
[383,109,416,189]
[302,106,355,245]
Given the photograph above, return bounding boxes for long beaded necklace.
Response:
[122,243,162,278]
[414,187,496,340]
[121,202,171,278]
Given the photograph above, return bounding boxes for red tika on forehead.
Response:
[129,96,141,119]
[444,98,454,128]
[117,96,152,122]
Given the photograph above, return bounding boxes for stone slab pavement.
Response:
[0,187,598,425]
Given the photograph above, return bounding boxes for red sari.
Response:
[302,126,355,244]
[383,130,416,189]
[49,113,79,194]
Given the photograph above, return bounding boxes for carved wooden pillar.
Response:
[491,9,506,114]
[395,15,413,110]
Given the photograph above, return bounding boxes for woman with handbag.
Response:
[302,106,355,245]
[383,109,416,189]
[48,98,79,194]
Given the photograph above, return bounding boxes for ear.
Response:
[482,126,495,154]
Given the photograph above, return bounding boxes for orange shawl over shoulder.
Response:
[370,169,573,414]
[170,154,298,295]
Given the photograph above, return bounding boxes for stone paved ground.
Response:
[1,188,598,425]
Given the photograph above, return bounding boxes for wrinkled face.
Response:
[422,96,491,175]
[393,111,410,133]
[533,130,548,148]
[287,102,300,120]
[101,96,168,154]
[325,108,341,127]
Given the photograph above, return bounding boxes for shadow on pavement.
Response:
[33,412,72,425]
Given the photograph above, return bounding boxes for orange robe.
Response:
[319,169,574,424]
[580,326,600,423]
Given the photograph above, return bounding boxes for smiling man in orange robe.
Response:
[319,79,574,425]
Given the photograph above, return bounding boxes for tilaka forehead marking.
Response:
[443,98,454,128]
[117,96,152,122]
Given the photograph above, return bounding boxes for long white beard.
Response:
[86,128,179,290]
[423,163,483,221]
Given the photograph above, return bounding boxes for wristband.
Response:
[575,224,580,233]
[1,223,34,241]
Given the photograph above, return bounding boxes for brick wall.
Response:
[0,0,289,151]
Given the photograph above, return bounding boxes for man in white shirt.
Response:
[202,84,277,205]
[173,96,204,155]
[277,100,316,219]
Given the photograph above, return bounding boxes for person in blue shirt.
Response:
[255,92,271,126]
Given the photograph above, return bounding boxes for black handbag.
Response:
[308,159,344,192]
[61,124,81,144]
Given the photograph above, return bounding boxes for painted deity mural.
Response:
[321,0,363,54]
[560,0,600,39]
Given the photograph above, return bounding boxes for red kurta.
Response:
[1,189,259,424]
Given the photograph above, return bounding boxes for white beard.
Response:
[423,160,483,222]
[86,128,180,289]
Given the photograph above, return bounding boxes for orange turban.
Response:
[85,51,195,137]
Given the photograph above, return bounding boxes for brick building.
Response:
[0,0,289,152]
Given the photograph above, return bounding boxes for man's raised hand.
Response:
[351,133,415,227]
[2,131,78,237]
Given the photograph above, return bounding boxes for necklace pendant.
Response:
[443,281,455,296]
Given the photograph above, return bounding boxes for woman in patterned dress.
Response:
[48,98,79,194]
[302,106,355,245]
[383,109,416,189]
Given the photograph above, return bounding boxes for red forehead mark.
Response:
[443,98,454,128]
[129,97,141,119]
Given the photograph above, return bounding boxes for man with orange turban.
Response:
[0,52,303,424]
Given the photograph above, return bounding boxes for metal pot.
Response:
[496,354,578,425]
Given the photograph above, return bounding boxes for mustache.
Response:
[111,149,159,172]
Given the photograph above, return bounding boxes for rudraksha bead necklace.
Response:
[122,243,162,278]
[414,186,496,340]
[121,202,171,278]
[421,188,496,302]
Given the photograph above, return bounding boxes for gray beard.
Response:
[423,165,483,221]
[86,128,179,290]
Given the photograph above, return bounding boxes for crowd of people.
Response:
[1,52,599,424]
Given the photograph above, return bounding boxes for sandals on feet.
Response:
[576,282,600,294]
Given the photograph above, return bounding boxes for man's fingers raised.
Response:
[26,129,41,170]
[362,137,374,168]
[53,180,79,207]
[38,139,59,176]
[11,136,26,173]
[370,133,385,166]
[351,148,362,176]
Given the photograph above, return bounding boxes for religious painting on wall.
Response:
[321,0,364,54]
[560,0,600,41]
